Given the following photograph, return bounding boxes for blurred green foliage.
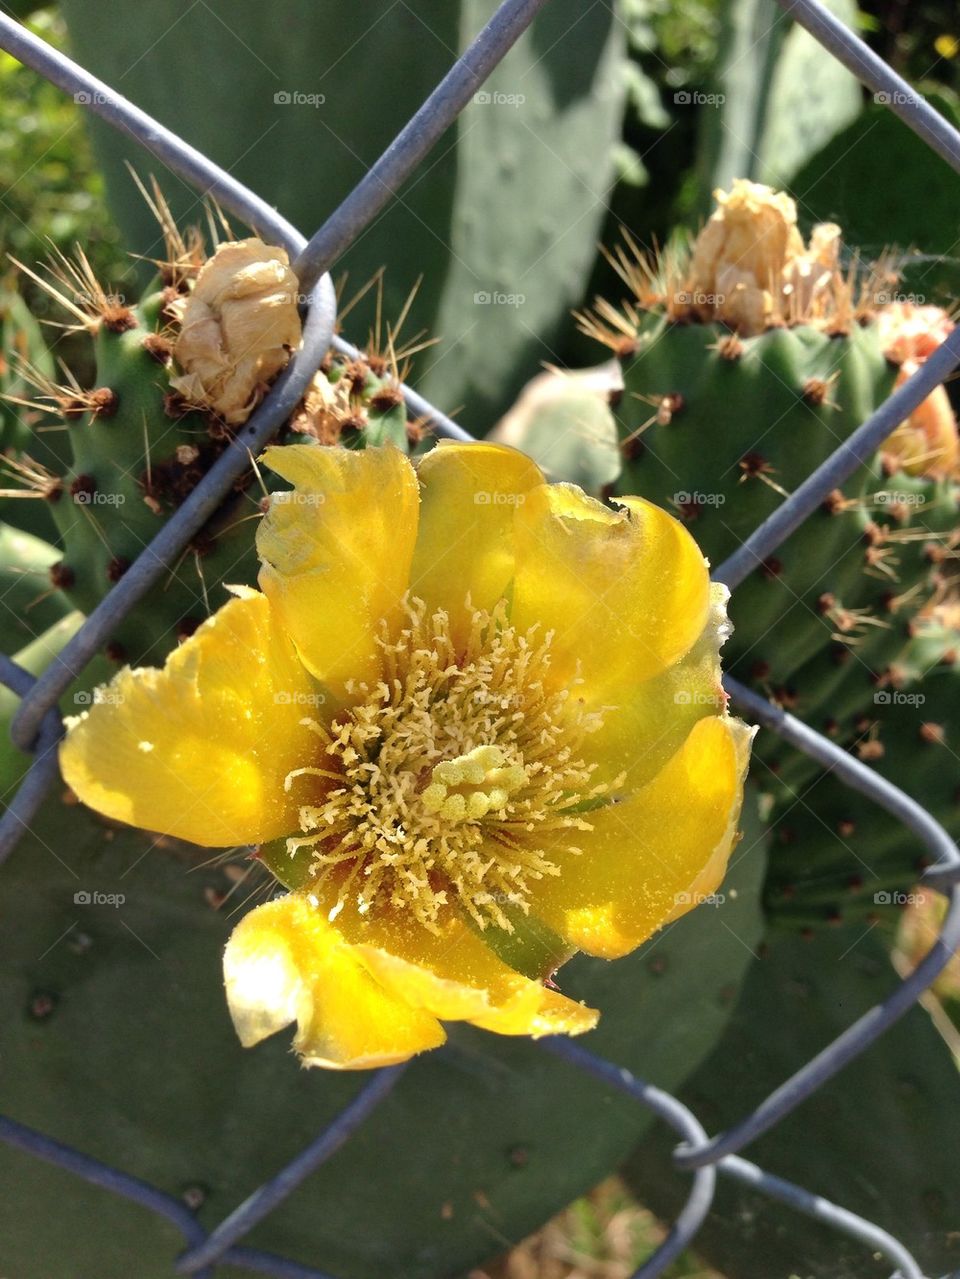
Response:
[0,8,128,364]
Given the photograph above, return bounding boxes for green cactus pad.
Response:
[763,662,960,930]
[623,924,960,1277]
[0,791,766,1278]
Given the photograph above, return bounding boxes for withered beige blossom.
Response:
[171,238,301,424]
[686,179,841,334]
[876,300,959,478]
[876,299,955,365]
[288,370,350,444]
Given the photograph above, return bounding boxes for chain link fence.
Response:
[0,1,959,1275]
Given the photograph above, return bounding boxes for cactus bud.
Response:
[171,238,301,424]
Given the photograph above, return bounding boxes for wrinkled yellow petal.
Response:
[410,442,544,644]
[533,717,754,958]
[257,444,419,698]
[510,483,710,699]
[224,895,445,1069]
[336,901,596,1037]
[60,590,320,847]
[587,583,732,790]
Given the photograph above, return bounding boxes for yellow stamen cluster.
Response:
[284,599,617,932]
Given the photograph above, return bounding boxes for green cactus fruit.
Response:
[623,924,960,1277]
[576,186,960,748]
[0,790,767,1279]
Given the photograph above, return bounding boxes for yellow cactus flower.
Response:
[171,238,301,424]
[60,443,752,1070]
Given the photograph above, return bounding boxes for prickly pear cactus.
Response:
[0,790,767,1279]
[577,185,960,717]
[0,283,68,541]
[1,195,422,669]
[0,522,72,654]
[762,648,960,931]
[533,180,960,932]
[488,361,623,495]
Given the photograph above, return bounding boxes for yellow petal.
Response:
[533,717,753,959]
[510,483,711,697]
[257,444,419,698]
[224,895,445,1069]
[410,441,544,645]
[336,901,596,1037]
[587,583,732,790]
[59,590,321,847]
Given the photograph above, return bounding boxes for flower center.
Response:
[283,598,617,932]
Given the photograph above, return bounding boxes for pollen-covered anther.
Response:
[283,598,618,934]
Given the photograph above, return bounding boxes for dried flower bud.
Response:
[171,238,301,425]
[686,180,841,335]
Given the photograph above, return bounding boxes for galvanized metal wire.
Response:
[1,1,959,1276]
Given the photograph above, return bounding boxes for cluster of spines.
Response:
[1,189,430,668]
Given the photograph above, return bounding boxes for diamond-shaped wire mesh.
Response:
[1,1,959,1276]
